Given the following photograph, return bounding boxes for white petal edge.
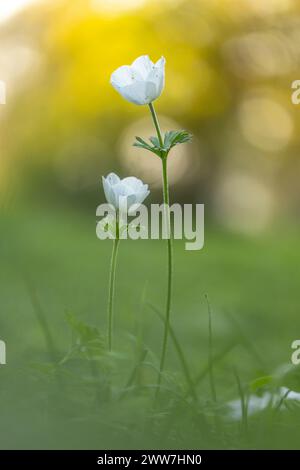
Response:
[131,55,154,80]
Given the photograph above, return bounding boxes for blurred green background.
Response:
[0,0,300,449]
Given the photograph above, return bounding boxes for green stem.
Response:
[148,302,197,402]
[107,237,120,351]
[205,294,217,402]
[149,102,164,148]
[26,279,58,364]
[159,158,173,372]
[148,102,173,396]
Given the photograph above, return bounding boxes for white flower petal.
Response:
[148,56,165,99]
[102,173,150,213]
[106,173,120,186]
[122,176,144,192]
[112,181,134,209]
[119,81,153,105]
[143,81,159,103]
[110,65,140,88]
[155,56,166,97]
[155,56,165,68]
[102,176,115,206]
[127,190,149,215]
[113,181,133,197]
[135,187,150,205]
[110,55,165,105]
[131,55,154,79]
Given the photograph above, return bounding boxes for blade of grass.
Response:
[134,282,148,387]
[120,349,148,399]
[147,302,198,403]
[25,279,58,364]
[234,367,248,436]
[190,341,237,393]
[205,294,217,403]
[226,310,265,368]
[23,277,64,391]
[88,353,102,407]
[274,388,290,415]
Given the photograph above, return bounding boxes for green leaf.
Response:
[149,136,160,147]
[164,130,193,150]
[134,136,151,147]
[133,130,192,158]
[65,312,105,360]
[133,136,162,158]
[250,375,274,392]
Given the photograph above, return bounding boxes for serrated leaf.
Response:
[135,136,150,146]
[133,136,162,157]
[164,130,193,150]
[164,130,178,148]
[133,137,153,151]
[149,136,160,147]
[133,130,192,158]
[133,142,150,150]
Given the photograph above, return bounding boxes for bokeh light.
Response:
[91,0,147,15]
[0,0,40,23]
[238,95,293,152]
[214,172,274,234]
[0,0,299,234]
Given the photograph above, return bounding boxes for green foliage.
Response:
[133,136,163,158]
[278,365,300,392]
[163,130,193,151]
[133,130,192,159]
[1,205,300,449]
[62,312,105,362]
[250,375,274,392]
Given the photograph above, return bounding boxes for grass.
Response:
[0,200,300,449]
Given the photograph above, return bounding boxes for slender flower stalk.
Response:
[110,54,191,391]
[149,102,164,147]
[148,102,173,394]
[107,235,119,351]
[102,173,149,351]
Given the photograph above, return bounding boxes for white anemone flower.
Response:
[102,172,149,215]
[110,55,165,105]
